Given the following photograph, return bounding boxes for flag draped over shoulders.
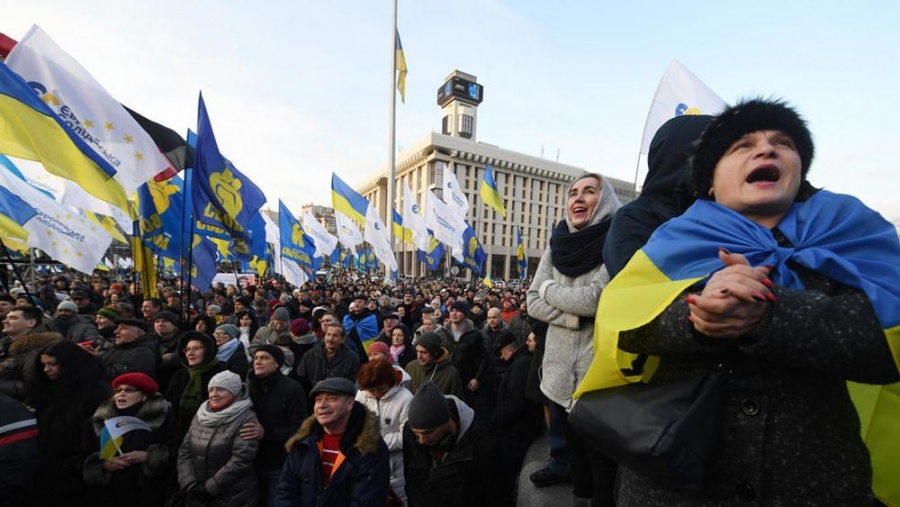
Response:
[577,190,900,505]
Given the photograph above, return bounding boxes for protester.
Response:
[443,301,492,416]
[52,300,100,343]
[0,393,40,507]
[98,318,157,379]
[165,332,226,436]
[214,324,250,379]
[295,323,360,395]
[82,372,179,507]
[405,331,464,397]
[177,370,259,506]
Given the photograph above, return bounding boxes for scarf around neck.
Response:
[195,392,253,427]
[549,216,612,277]
[216,338,240,362]
[180,358,220,418]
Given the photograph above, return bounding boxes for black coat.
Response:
[248,370,309,471]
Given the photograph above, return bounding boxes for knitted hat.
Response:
[114,317,149,332]
[112,372,159,394]
[208,370,242,395]
[97,305,121,321]
[290,318,310,336]
[207,304,222,314]
[367,341,390,357]
[496,331,519,352]
[154,310,180,326]
[415,332,443,357]
[56,300,78,313]
[450,300,470,316]
[216,324,240,340]
[272,307,291,322]
[690,97,814,199]
[309,377,357,397]
[408,383,451,430]
[255,344,285,367]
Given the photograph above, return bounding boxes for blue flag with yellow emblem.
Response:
[278,200,319,276]
[453,222,486,275]
[417,230,445,272]
[191,94,266,260]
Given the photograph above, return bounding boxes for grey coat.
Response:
[616,266,899,506]
[526,177,620,410]
[177,394,259,507]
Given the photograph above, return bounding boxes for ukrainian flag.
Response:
[395,30,407,103]
[0,62,128,210]
[577,191,900,505]
[392,209,415,246]
[331,173,368,223]
[0,185,36,240]
[479,164,506,217]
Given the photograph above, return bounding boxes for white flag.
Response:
[281,257,309,288]
[440,162,469,220]
[5,25,174,195]
[425,190,465,254]
[364,203,397,272]
[104,416,152,440]
[262,212,282,272]
[402,182,429,251]
[0,163,112,274]
[639,60,726,154]
[302,210,338,257]
[334,210,364,250]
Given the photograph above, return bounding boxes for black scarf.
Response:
[549,216,612,277]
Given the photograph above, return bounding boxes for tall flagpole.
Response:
[387,0,398,281]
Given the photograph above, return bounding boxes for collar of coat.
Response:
[91,393,170,435]
[285,401,380,456]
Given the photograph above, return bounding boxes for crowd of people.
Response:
[1,97,898,506]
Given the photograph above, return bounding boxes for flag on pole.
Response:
[192,94,266,260]
[278,200,319,277]
[457,222,486,275]
[0,60,128,210]
[417,231,445,272]
[0,185,36,240]
[516,226,527,279]
[392,209,416,247]
[440,162,469,219]
[5,25,175,193]
[365,203,397,272]
[334,210,364,250]
[402,181,429,251]
[99,416,152,460]
[639,60,725,154]
[302,209,338,257]
[395,30,407,104]
[331,173,368,223]
[480,164,506,217]
[425,190,465,253]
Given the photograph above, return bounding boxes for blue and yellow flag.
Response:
[192,94,266,260]
[480,164,506,217]
[455,222,486,275]
[418,230,445,272]
[516,226,527,279]
[279,200,319,276]
[190,234,219,290]
[0,61,127,209]
[137,174,185,259]
[577,191,900,506]
[0,184,36,240]
[395,30,407,103]
[392,208,415,246]
[331,173,368,223]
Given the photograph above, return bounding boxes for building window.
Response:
[442,115,451,135]
[458,114,474,138]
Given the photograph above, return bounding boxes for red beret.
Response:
[367,341,390,357]
[112,372,158,395]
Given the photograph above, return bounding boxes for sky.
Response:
[3,0,900,222]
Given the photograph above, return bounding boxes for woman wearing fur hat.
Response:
[599,98,900,505]
[526,172,622,506]
[82,372,179,507]
[177,370,260,506]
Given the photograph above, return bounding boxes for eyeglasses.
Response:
[115,387,140,394]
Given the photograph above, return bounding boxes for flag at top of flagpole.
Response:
[480,164,506,217]
[639,60,725,154]
[395,29,407,103]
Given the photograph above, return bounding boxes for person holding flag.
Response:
[82,372,179,507]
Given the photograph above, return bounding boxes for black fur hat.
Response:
[690,98,814,199]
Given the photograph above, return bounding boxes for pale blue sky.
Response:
[3,1,899,221]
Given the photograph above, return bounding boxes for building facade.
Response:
[354,70,635,279]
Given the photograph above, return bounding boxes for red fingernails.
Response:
[761,278,775,289]
[687,315,694,322]
[685,294,696,305]
[751,291,767,302]
[766,292,777,302]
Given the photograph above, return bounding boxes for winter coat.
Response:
[99,334,157,380]
[616,266,898,506]
[82,393,180,507]
[165,333,227,436]
[342,310,379,365]
[275,402,391,507]
[0,332,62,400]
[248,370,309,471]
[0,393,39,502]
[251,322,291,354]
[54,314,100,344]
[444,319,489,386]
[177,393,259,507]
[405,352,464,397]
[491,348,542,446]
[403,396,508,507]
[296,343,360,394]
[356,383,413,502]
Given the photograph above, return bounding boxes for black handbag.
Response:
[569,368,726,490]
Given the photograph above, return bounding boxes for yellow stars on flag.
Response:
[104,122,114,130]
[134,151,144,161]
[84,119,94,128]
[123,134,133,144]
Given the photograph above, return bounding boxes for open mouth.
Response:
[746,165,780,183]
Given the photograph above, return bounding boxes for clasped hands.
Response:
[686,249,775,339]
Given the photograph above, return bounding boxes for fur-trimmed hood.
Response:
[8,331,62,355]
[90,392,171,436]
[285,401,381,456]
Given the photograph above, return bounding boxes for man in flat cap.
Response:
[276,377,389,506]
[98,318,157,379]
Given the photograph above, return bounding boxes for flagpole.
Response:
[387,0,398,280]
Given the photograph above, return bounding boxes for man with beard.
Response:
[341,296,377,365]
[50,300,99,344]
